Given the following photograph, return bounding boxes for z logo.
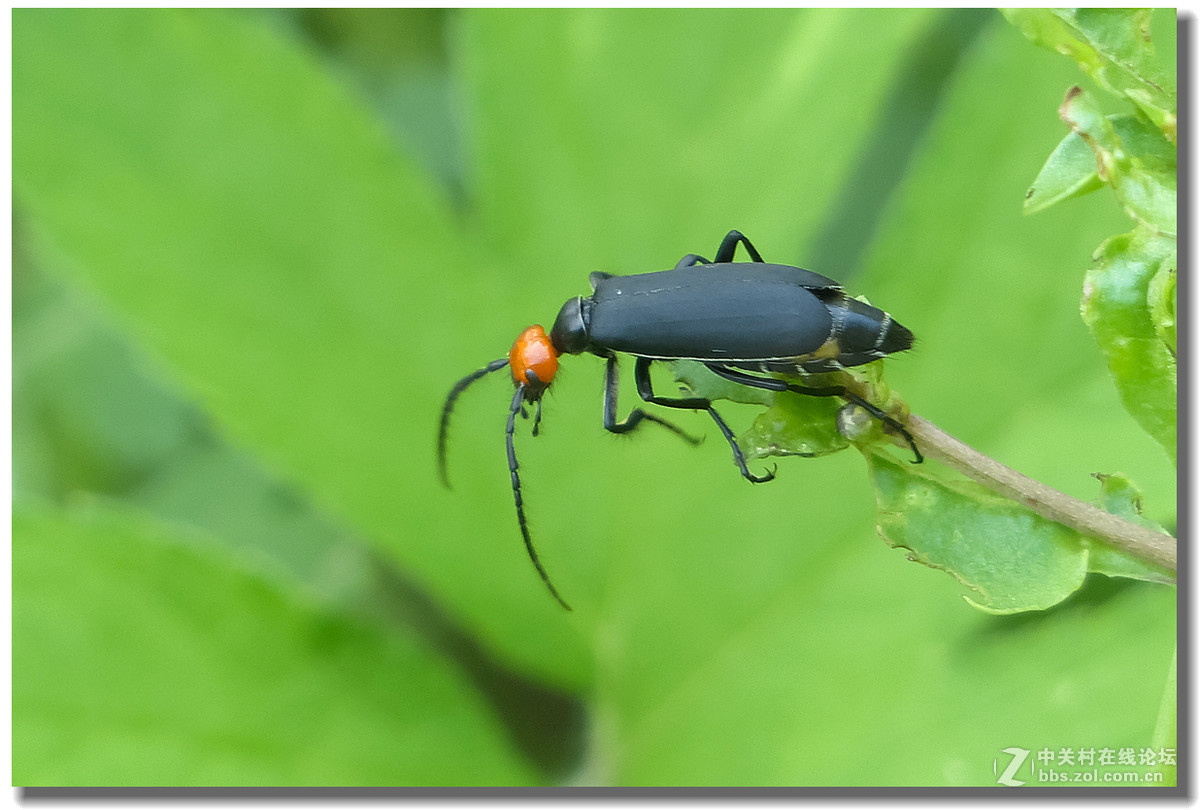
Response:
[994,747,1030,786]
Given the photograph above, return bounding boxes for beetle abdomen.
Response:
[751,293,912,374]
[828,293,913,364]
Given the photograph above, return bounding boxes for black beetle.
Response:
[438,230,919,609]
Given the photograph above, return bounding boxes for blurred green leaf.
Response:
[1002,8,1176,140]
[1151,647,1177,786]
[459,8,941,270]
[1082,230,1177,465]
[604,527,1175,785]
[13,501,535,785]
[13,8,589,688]
[13,240,200,499]
[11,8,947,691]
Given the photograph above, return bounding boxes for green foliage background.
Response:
[13,9,1176,786]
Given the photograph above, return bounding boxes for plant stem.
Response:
[897,413,1177,574]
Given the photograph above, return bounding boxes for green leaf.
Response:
[868,453,1088,613]
[1085,473,1174,584]
[1022,125,1106,214]
[1147,256,1177,357]
[1002,8,1176,141]
[1058,87,1176,236]
[1094,471,1153,526]
[742,397,850,460]
[866,458,1174,612]
[13,501,535,785]
[1024,114,1173,215]
[1082,230,1177,464]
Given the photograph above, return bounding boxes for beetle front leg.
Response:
[603,356,701,444]
[633,358,775,484]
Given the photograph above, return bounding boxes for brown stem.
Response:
[896,413,1176,574]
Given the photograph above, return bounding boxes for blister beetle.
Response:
[437,230,919,609]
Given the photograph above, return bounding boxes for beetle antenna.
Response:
[507,384,572,611]
[438,357,510,488]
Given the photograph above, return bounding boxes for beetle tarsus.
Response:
[706,405,776,483]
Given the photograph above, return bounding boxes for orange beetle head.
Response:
[510,325,559,398]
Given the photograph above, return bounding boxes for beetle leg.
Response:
[705,363,923,464]
[703,403,776,484]
[531,397,544,436]
[526,370,545,436]
[713,230,765,263]
[632,358,775,484]
[705,363,791,393]
[833,390,923,463]
[673,253,710,269]
[603,356,702,445]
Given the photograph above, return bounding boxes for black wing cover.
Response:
[587,263,837,361]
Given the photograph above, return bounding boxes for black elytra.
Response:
[438,230,920,609]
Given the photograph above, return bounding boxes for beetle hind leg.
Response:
[703,403,776,483]
[705,363,922,464]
